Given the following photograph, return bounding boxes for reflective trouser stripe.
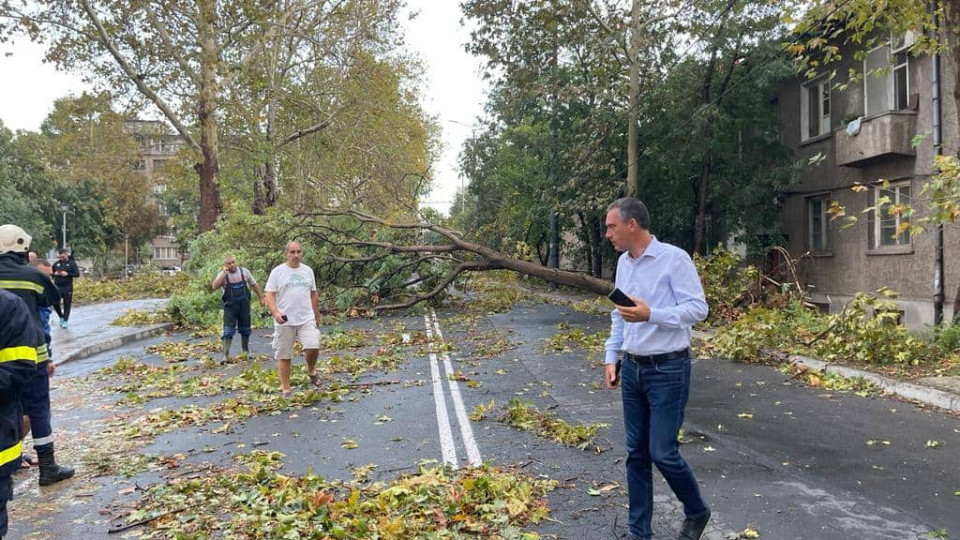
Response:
[0,346,37,363]
[31,435,54,447]
[0,441,21,468]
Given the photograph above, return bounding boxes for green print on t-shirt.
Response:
[286,273,310,290]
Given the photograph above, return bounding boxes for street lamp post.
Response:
[59,204,69,249]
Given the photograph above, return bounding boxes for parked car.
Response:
[161,265,182,276]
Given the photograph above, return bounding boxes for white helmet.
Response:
[0,224,32,254]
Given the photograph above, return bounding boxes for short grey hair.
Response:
[285,241,302,253]
[607,197,651,231]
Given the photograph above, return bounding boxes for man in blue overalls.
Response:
[211,255,265,362]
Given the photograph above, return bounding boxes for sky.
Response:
[0,1,488,216]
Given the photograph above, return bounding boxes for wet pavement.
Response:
[7,298,960,540]
[50,298,170,364]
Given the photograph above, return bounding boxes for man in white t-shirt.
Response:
[264,241,322,396]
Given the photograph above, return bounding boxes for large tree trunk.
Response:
[577,211,593,274]
[589,212,604,278]
[694,149,711,254]
[252,161,278,215]
[627,0,642,197]
[196,0,222,232]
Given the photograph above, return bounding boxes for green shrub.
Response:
[709,288,940,367]
[694,247,758,324]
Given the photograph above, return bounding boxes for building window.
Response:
[801,77,831,140]
[893,52,909,111]
[153,247,177,260]
[807,195,829,252]
[864,39,911,116]
[132,160,145,170]
[871,182,911,248]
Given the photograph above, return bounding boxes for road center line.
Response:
[424,314,459,468]
[429,309,483,467]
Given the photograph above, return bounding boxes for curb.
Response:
[694,329,960,413]
[786,353,960,413]
[55,322,176,365]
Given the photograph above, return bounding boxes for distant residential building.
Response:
[774,32,959,327]
[124,119,187,268]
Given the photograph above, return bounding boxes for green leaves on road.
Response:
[121,451,556,539]
[496,398,608,451]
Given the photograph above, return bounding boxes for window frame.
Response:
[807,194,830,253]
[863,41,911,116]
[872,181,912,249]
[801,76,832,141]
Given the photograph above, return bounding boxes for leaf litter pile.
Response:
[470,398,608,451]
[116,450,555,540]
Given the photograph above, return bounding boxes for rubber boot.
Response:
[38,448,75,486]
[222,337,233,362]
[241,335,250,354]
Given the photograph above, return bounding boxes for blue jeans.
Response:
[621,354,707,540]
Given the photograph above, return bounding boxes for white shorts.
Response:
[272,323,321,360]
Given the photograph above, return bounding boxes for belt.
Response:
[624,348,690,364]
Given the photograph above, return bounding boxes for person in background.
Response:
[21,259,59,470]
[264,241,322,397]
[51,249,79,329]
[211,255,265,362]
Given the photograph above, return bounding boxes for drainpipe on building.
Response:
[932,4,945,325]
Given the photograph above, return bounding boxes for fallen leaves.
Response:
[123,451,556,539]
[496,398,608,450]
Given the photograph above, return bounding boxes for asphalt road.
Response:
[8,300,959,539]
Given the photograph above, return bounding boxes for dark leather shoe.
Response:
[678,509,711,540]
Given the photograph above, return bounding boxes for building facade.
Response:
[124,120,186,268]
[776,33,960,327]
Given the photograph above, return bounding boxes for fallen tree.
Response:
[298,208,615,312]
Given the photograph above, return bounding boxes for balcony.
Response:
[835,111,917,167]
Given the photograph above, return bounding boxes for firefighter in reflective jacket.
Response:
[0,289,41,538]
[0,225,74,487]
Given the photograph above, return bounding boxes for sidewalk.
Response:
[50,298,174,364]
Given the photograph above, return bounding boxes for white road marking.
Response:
[429,309,483,466]
[424,314,459,468]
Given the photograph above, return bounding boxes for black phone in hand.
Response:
[608,288,636,307]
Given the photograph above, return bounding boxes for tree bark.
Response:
[196,0,222,232]
[589,212,604,278]
[694,149,712,254]
[627,0,642,197]
[577,211,593,274]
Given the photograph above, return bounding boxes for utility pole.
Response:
[547,19,560,273]
[59,203,69,248]
[932,4,945,325]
